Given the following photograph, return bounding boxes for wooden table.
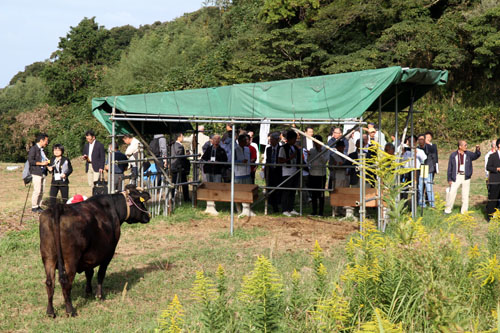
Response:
[197,182,259,203]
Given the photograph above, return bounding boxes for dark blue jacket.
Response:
[447,150,481,182]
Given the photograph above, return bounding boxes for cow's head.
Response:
[124,184,151,224]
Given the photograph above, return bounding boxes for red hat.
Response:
[71,194,84,203]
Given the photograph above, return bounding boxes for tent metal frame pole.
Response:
[193,125,198,208]
[410,88,417,219]
[359,115,366,233]
[230,122,236,236]
[299,123,303,216]
[108,116,363,126]
[395,85,400,205]
[377,96,382,231]
[111,100,116,193]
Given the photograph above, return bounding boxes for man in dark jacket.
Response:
[263,132,282,213]
[28,133,49,213]
[445,140,481,214]
[82,130,106,187]
[201,134,227,183]
[105,143,128,192]
[486,139,500,220]
[171,133,190,202]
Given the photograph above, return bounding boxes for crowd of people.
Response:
[27,124,500,221]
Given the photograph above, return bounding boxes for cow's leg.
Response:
[43,260,56,318]
[60,269,77,317]
[84,269,94,297]
[95,263,110,300]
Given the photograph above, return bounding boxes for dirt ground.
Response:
[0,160,358,255]
[0,140,491,240]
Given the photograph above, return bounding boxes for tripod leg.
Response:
[20,182,32,225]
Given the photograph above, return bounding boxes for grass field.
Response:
[0,143,494,331]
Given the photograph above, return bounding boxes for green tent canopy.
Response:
[92,66,447,134]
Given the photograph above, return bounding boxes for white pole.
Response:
[230,122,236,236]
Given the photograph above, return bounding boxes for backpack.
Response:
[149,138,161,157]
[22,161,32,185]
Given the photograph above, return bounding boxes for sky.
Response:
[0,0,204,88]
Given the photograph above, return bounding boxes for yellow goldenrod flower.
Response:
[311,285,351,331]
[473,255,500,286]
[157,294,184,333]
[468,244,481,260]
[191,271,217,303]
[355,308,404,332]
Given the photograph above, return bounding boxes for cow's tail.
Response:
[52,203,68,285]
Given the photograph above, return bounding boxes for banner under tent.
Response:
[91,66,448,234]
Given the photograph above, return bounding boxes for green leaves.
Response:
[240,255,284,332]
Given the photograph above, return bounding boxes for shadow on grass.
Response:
[71,258,172,305]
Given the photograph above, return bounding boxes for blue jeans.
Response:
[418,173,435,207]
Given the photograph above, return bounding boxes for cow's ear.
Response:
[125,184,137,191]
[141,192,151,202]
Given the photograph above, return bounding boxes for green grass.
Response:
[0,205,344,332]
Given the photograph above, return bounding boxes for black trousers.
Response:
[281,174,299,213]
[309,175,326,215]
[172,171,190,202]
[49,184,69,206]
[112,174,124,192]
[487,183,500,220]
[266,168,282,213]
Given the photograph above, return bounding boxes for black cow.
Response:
[39,185,151,317]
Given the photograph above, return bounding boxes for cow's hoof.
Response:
[46,311,56,319]
[66,311,78,317]
[96,294,105,301]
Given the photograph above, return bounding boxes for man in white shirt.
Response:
[247,131,260,164]
[304,127,314,151]
[485,140,497,178]
[194,125,210,154]
[123,134,141,185]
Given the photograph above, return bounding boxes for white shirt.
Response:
[306,138,314,151]
[375,131,386,147]
[279,145,298,176]
[485,150,496,177]
[125,137,140,167]
[250,142,260,163]
[234,145,251,177]
[403,149,427,169]
[88,140,95,162]
[196,132,210,154]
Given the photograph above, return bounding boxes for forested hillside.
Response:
[0,0,498,162]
